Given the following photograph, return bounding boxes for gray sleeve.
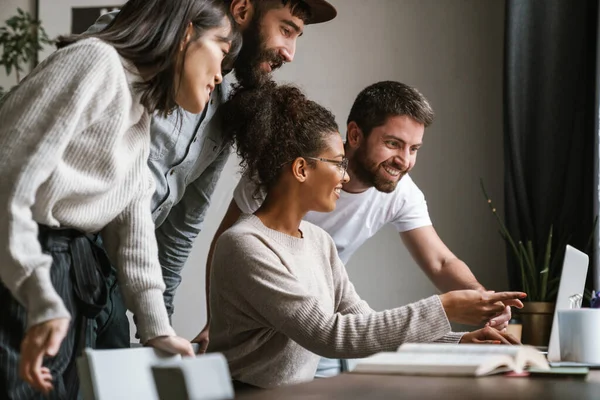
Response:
[433,332,465,343]
[84,10,119,34]
[154,147,231,316]
[101,172,175,342]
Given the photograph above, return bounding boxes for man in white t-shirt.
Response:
[195,81,512,375]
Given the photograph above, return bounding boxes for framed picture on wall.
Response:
[36,0,126,61]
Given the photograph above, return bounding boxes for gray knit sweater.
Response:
[208,214,463,388]
[0,38,174,342]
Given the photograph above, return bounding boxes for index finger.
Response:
[486,292,527,302]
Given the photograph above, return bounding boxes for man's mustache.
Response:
[262,51,285,71]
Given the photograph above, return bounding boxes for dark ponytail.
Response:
[221,81,339,191]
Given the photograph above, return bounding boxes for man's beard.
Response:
[351,148,405,193]
[233,16,285,88]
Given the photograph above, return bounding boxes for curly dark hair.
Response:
[221,81,339,191]
[347,81,434,136]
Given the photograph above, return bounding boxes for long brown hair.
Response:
[58,0,242,116]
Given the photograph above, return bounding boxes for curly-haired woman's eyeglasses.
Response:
[279,157,349,180]
[304,157,349,180]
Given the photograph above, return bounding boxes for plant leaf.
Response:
[539,226,553,301]
[519,241,537,300]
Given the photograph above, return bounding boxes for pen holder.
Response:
[557,309,600,363]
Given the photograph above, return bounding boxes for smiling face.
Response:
[233,3,305,87]
[349,115,424,193]
[302,133,350,213]
[175,20,233,113]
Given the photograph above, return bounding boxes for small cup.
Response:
[557,309,600,363]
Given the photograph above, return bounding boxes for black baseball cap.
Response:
[303,0,337,24]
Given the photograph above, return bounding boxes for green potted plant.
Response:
[0,8,53,98]
[480,179,596,346]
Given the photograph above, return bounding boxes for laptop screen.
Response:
[546,245,588,362]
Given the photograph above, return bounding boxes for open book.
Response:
[352,343,550,377]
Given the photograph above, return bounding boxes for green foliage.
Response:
[0,8,53,85]
[480,179,597,302]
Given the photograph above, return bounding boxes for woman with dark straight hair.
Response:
[0,0,240,397]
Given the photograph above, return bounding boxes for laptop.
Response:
[545,245,600,367]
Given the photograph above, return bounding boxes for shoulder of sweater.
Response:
[33,39,127,91]
[56,39,141,100]
[55,38,121,67]
[56,38,140,89]
[213,223,277,278]
[218,219,266,249]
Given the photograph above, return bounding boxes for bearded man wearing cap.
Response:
[87,0,337,352]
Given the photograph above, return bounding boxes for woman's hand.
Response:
[460,326,521,344]
[19,317,70,394]
[487,305,512,330]
[145,335,195,357]
[439,290,526,325]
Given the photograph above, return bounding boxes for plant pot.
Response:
[516,301,555,346]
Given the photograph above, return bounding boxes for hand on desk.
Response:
[460,326,521,345]
[440,290,526,326]
[146,335,195,357]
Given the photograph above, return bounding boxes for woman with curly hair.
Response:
[0,0,240,397]
[207,82,523,389]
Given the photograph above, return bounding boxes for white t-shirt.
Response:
[233,173,432,264]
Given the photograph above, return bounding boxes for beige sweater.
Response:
[208,214,463,388]
[0,38,174,342]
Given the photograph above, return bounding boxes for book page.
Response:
[514,346,550,371]
[352,352,513,376]
[399,343,523,357]
[397,344,549,374]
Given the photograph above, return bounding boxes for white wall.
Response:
[1,0,508,339]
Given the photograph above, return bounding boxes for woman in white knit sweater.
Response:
[0,0,240,397]
[208,82,526,389]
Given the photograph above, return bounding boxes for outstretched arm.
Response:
[401,226,484,291]
[401,226,513,328]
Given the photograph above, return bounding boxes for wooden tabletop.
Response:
[236,370,600,400]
